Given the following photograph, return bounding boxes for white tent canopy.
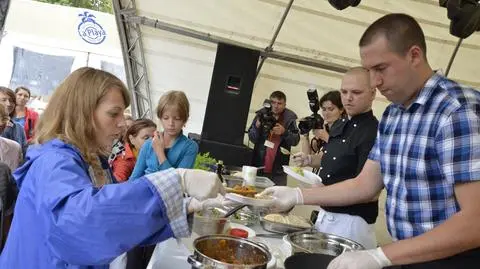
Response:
[115,0,479,146]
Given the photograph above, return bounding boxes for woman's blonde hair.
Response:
[34,67,130,186]
[156,90,190,122]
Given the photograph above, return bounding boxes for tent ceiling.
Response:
[134,0,480,87]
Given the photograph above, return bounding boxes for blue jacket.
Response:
[0,139,189,269]
[129,134,198,180]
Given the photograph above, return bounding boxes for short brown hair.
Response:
[359,13,427,58]
[15,86,31,98]
[270,91,286,102]
[0,86,16,117]
[124,118,157,148]
[156,91,190,122]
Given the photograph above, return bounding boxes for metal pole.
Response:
[128,15,349,74]
[0,0,11,44]
[113,0,139,118]
[256,0,294,77]
[113,0,153,119]
[445,38,463,77]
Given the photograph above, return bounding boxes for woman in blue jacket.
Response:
[129,90,198,180]
[0,68,223,269]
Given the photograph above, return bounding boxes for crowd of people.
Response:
[0,12,478,269]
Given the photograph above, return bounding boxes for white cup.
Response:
[242,165,258,186]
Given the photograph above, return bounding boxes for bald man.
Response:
[292,66,379,249]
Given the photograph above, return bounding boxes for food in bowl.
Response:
[264,213,312,228]
[197,237,268,265]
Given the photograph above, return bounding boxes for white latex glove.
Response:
[187,194,225,213]
[292,152,312,167]
[176,169,225,200]
[327,248,392,269]
[258,186,303,212]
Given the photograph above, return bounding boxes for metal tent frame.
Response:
[112,0,350,118]
[112,1,466,118]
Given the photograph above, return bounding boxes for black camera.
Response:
[256,99,277,138]
[298,89,324,135]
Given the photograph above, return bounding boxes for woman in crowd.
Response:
[0,87,27,152]
[14,86,39,142]
[110,118,157,182]
[0,103,22,171]
[301,90,345,155]
[129,90,198,180]
[0,67,223,269]
[0,103,22,250]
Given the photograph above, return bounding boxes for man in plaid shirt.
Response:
[260,13,479,269]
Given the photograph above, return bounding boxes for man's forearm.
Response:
[302,176,378,206]
[383,211,480,265]
[303,160,383,207]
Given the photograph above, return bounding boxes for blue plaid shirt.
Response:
[369,73,480,241]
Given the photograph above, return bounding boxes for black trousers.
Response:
[126,245,156,269]
[393,247,480,269]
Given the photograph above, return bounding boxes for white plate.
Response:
[225,193,276,207]
[283,165,322,185]
[228,222,256,238]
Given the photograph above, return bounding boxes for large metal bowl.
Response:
[188,235,271,269]
[286,231,364,256]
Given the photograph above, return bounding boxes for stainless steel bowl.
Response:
[188,235,271,269]
[286,231,364,256]
[192,209,229,236]
[206,207,259,227]
[260,217,312,234]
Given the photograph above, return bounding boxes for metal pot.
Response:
[188,235,271,269]
[286,231,364,256]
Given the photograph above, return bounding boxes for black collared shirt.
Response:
[319,110,379,224]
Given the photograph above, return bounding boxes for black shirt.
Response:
[318,110,379,224]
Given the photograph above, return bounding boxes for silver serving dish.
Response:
[260,216,313,234]
[209,207,259,226]
[286,231,364,256]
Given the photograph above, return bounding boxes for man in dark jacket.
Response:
[248,91,300,186]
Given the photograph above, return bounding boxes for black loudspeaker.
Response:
[201,43,260,145]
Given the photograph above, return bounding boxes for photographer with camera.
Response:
[248,91,300,186]
[292,67,379,249]
[300,90,346,158]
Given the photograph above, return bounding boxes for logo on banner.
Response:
[78,11,106,44]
